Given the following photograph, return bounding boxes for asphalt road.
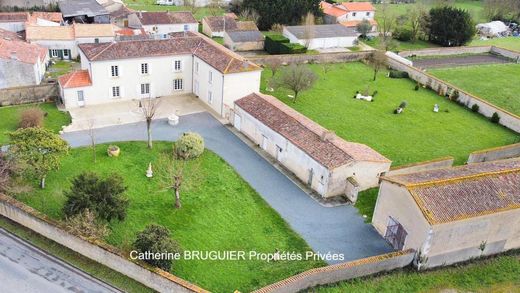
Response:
[63,112,393,264]
[0,228,121,293]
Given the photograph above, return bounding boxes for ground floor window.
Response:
[173,79,183,91]
[141,83,150,95]
[50,49,59,58]
[63,49,69,59]
[112,86,120,98]
[384,217,408,250]
[208,91,213,104]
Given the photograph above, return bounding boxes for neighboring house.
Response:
[224,30,264,51]
[25,23,116,59]
[0,36,49,89]
[109,5,134,27]
[233,93,391,200]
[202,15,238,37]
[156,0,231,6]
[128,11,198,35]
[59,0,110,24]
[0,12,29,32]
[321,1,378,34]
[59,33,262,119]
[0,0,58,9]
[28,12,63,26]
[283,24,359,50]
[372,158,520,268]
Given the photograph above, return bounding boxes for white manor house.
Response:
[58,32,262,118]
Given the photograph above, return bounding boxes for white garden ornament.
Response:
[355,93,373,102]
[146,162,153,178]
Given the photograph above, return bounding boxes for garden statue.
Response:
[433,104,439,113]
[146,162,153,178]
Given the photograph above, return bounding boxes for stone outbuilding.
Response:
[372,158,520,268]
[223,30,264,51]
[233,93,391,201]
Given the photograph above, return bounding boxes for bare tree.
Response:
[239,8,260,25]
[87,119,96,163]
[265,57,282,77]
[0,154,12,193]
[408,4,427,42]
[208,0,223,16]
[275,64,318,103]
[183,0,200,16]
[378,3,397,46]
[157,155,201,209]
[302,12,315,48]
[140,97,160,149]
[368,50,387,81]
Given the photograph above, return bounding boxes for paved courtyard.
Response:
[62,112,393,264]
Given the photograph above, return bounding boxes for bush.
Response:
[399,101,408,109]
[63,172,128,221]
[0,154,13,193]
[394,28,413,42]
[175,132,204,160]
[414,84,420,91]
[279,43,307,54]
[451,90,460,101]
[471,104,480,113]
[133,224,180,271]
[491,112,500,123]
[19,108,44,129]
[389,70,409,79]
[65,209,109,240]
[264,34,289,54]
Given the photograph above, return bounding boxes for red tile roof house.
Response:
[127,11,198,36]
[0,34,49,89]
[233,93,391,201]
[372,158,520,268]
[320,1,378,35]
[58,33,262,119]
[0,12,30,32]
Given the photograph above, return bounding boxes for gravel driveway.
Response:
[62,112,393,264]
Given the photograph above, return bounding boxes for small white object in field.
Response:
[168,114,179,126]
[363,215,367,218]
[288,94,295,99]
[433,104,439,113]
[146,162,153,178]
[355,93,373,102]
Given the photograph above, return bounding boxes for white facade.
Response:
[338,10,374,22]
[0,21,25,32]
[283,27,357,50]
[142,23,198,35]
[156,0,231,6]
[0,54,48,89]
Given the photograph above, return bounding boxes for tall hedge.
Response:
[428,6,475,47]
[264,34,307,54]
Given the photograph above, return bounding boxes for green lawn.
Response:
[47,60,79,79]
[0,103,71,145]
[261,62,519,166]
[0,216,155,293]
[429,63,520,116]
[309,250,520,292]
[122,0,224,20]
[13,142,324,293]
[469,37,520,52]
[363,37,439,52]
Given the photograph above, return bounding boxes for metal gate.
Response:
[384,217,408,250]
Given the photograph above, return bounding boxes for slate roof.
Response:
[235,93,390,169]
[382,158,520,224]
[284,24,358,39]
[79,33,261,74]
[135,11,197,25]
[58,70,92,88]
[0,12,29,23]
[58,0,109,17]
[226,30,264,43]
[0,38,47,64]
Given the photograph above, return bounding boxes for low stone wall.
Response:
[398,46,492,58]
[467,143,520,163]
[252,249,415,293]
[490,46,520,61]
[248,51,372,65]
[0,82,58,106]
[387,157,454,176]
[0,193,208,293]
[386,55,520,133]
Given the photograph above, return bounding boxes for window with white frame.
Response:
[208,91,213,104]
[50,49,59,58]
[140,83,150,95]
[208,71,213,84]
[141,63,149,74]
[112,86,120,98]
[173,79,183,91]
[174,60,182,72]
[111,65,119,77]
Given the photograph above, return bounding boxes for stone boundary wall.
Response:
[397,46,492,58]
[467,143,520,163]
[0,82,58,106]
[387,157,454,176]
[248,51,372,65]
[0,193,209,293]
[252,250,415,293]
[490,46,520,61]
[386,54,520,133]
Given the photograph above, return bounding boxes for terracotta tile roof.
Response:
[341,19,378,27]
[341,2,376,11]
[135,11,197,25]
[58,70,92,88]
[383,158,520,224]
[29,12,63,23]
[0,12,29,23]
[0,28,23,41]
[79,33,261,74]
[235,93,390,169]
[0,38,47,64]
[203,16,238,32]
[115,27,146,36]
[73,23,115,38]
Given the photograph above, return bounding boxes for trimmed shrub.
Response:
[19,108,44,129]
[491,112,500,123]
[264,34,290,54]
[279,43,307,54]
[175,132,205,160]
[394,28,413,42]
[471,104,480,113]
[65,209,109,241]
[389,70,409,79]
[133,224,180,271]
[399,101,408,109]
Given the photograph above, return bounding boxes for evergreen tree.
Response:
[428,6,475,47]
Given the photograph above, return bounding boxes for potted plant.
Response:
[107,145,120,157]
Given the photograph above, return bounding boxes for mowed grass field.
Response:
[261,62,519,166]
[13,142,324,293]
[469,37,520,52]
[122,0,223,20]
[0,103,71,145]
[429,63,520,116]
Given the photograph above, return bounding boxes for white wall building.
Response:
[59,33,262,119]
[0,12,29,32]
[321,1,378,34]
[233,93,391,200]
[283,24,359,50]
[128,11,198,36]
